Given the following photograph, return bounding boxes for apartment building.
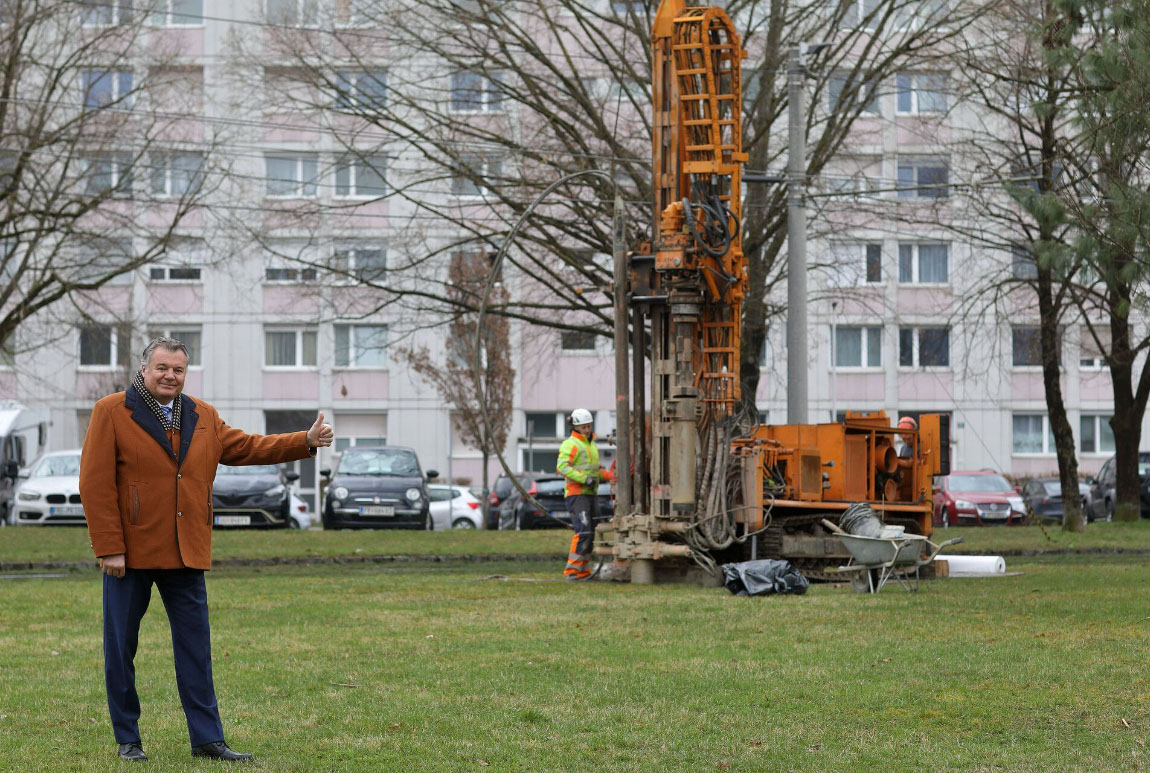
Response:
[1,0,1136,510]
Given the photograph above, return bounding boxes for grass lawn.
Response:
[0,553,1146,771]
[3,520,1150,567]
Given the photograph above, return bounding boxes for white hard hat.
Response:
[570,408,593,426]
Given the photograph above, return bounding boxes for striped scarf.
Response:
[132,368,182,431]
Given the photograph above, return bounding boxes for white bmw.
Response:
[13,449,85,526]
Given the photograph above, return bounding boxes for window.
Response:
[265,154,319,197]
[147,327,202,366]
[1080,328,1109,370]
[525,412,558,437]
[265,263,317,282]
[333,246,385,282]
[334,324,387,368]
[836,0,882,29]
[83,153,133,197]
[80,0,133,26]
[76,239,134,285]
[828,70,880,115]
[334,154,387,197]
[898,243,948,283]
[151,0,203,25]
[896,73,947,114]
[264,328,317,368]
[1080,414,1115,455]
[148,263,202,282]
[1012,326,1042,367]
[1011,246,1037,279]
[899,327,949,367]
[79,324,130,368]
[897,157,949,199]
[834,325,881,368]
[334,70,387,110]
[828,242,882,286]
[450,70,502,112]
[81,70,133,110]
[150,153,204,197]
[451,153,503,197]
[266,0,317,25]
[560,330,596,352]
[1012,414,1056,454]
[611,1,644,15]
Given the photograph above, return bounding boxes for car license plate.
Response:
[360,505,395,516]
[50,506,84,516]
[215,515,251,526]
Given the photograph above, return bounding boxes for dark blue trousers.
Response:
[103,569,224,746]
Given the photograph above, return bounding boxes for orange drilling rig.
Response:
[601,0,950,583]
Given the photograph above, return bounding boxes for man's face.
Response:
[142,347,188,402]
[575,423,593,436]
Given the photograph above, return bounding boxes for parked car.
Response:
[428,485,484,529]
[1087,453,1150,521]
[1020,477,1091,523]
[12,449,84,526]
[933,471,1026,526]
[486,472,557,529]
[211,464,299,528]
[321,446,438,530]
[288,492,312,530]
[498,477,614,530]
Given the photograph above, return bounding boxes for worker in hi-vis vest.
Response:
[556,409,616,581]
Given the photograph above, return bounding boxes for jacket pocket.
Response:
[130,485,140,525]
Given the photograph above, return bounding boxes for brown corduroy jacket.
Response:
[80,385,313,570]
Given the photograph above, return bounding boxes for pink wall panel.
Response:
[145,206,204,229]
[1009,457,1061,478]
[332,370,389,401]
[0,372,17,398]
[149,29,204,57]
[262,372,320,400]
[897,372,953,401]
[329,200,389,228]
[897,120,950,145]
[1011,372,1050,401]
[146,284,203,315]
[840,291,885,316]
[836,372,885,401]
[896,287,952,315]
[521,356,613,408]
[1080,371,1113,401]
[263,286,319,315]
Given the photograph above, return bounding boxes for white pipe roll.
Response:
[944,555,1007,575]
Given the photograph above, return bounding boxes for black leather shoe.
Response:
[117,742,147,762]
[191,741,254,762]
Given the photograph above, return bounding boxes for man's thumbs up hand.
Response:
[307,411,334,448]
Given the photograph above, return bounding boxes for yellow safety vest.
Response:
[556,431,606,497]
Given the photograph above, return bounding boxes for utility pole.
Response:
[786,44,808,425]
[612,194,632,523]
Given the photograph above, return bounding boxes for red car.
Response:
[932,471,1026,526]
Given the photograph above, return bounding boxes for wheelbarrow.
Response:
[821,519,964,594]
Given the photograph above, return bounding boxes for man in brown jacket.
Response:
[80,337,333,763]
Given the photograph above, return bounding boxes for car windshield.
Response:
[1042,482,1061,495]
[32,455,81,477]
[1140,454,1150,476]
[535,479,566,496]
[337,448,420,476]
[216,464,279,475]
[949,474,1013,493]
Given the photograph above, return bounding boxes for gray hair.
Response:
[141,336,189,367]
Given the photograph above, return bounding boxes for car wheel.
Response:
[452,518,476,530]
[425,511,434,530]
[1105,497,1115,522]
[515,510,523,531]
[941,506,951,527]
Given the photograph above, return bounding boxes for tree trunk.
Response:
[1109,351,1143,522]
[1036,273,1082,531]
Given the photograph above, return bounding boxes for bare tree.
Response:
[927,0,1090,530]
[0,0,224,365]
[395,249,514,496]
[1053,0,1150,522]
[234,0,985,399]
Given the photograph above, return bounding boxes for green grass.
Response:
[0,554,1147,771]
[3,520,1150,567]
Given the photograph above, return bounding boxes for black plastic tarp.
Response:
[721,559,810,597]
